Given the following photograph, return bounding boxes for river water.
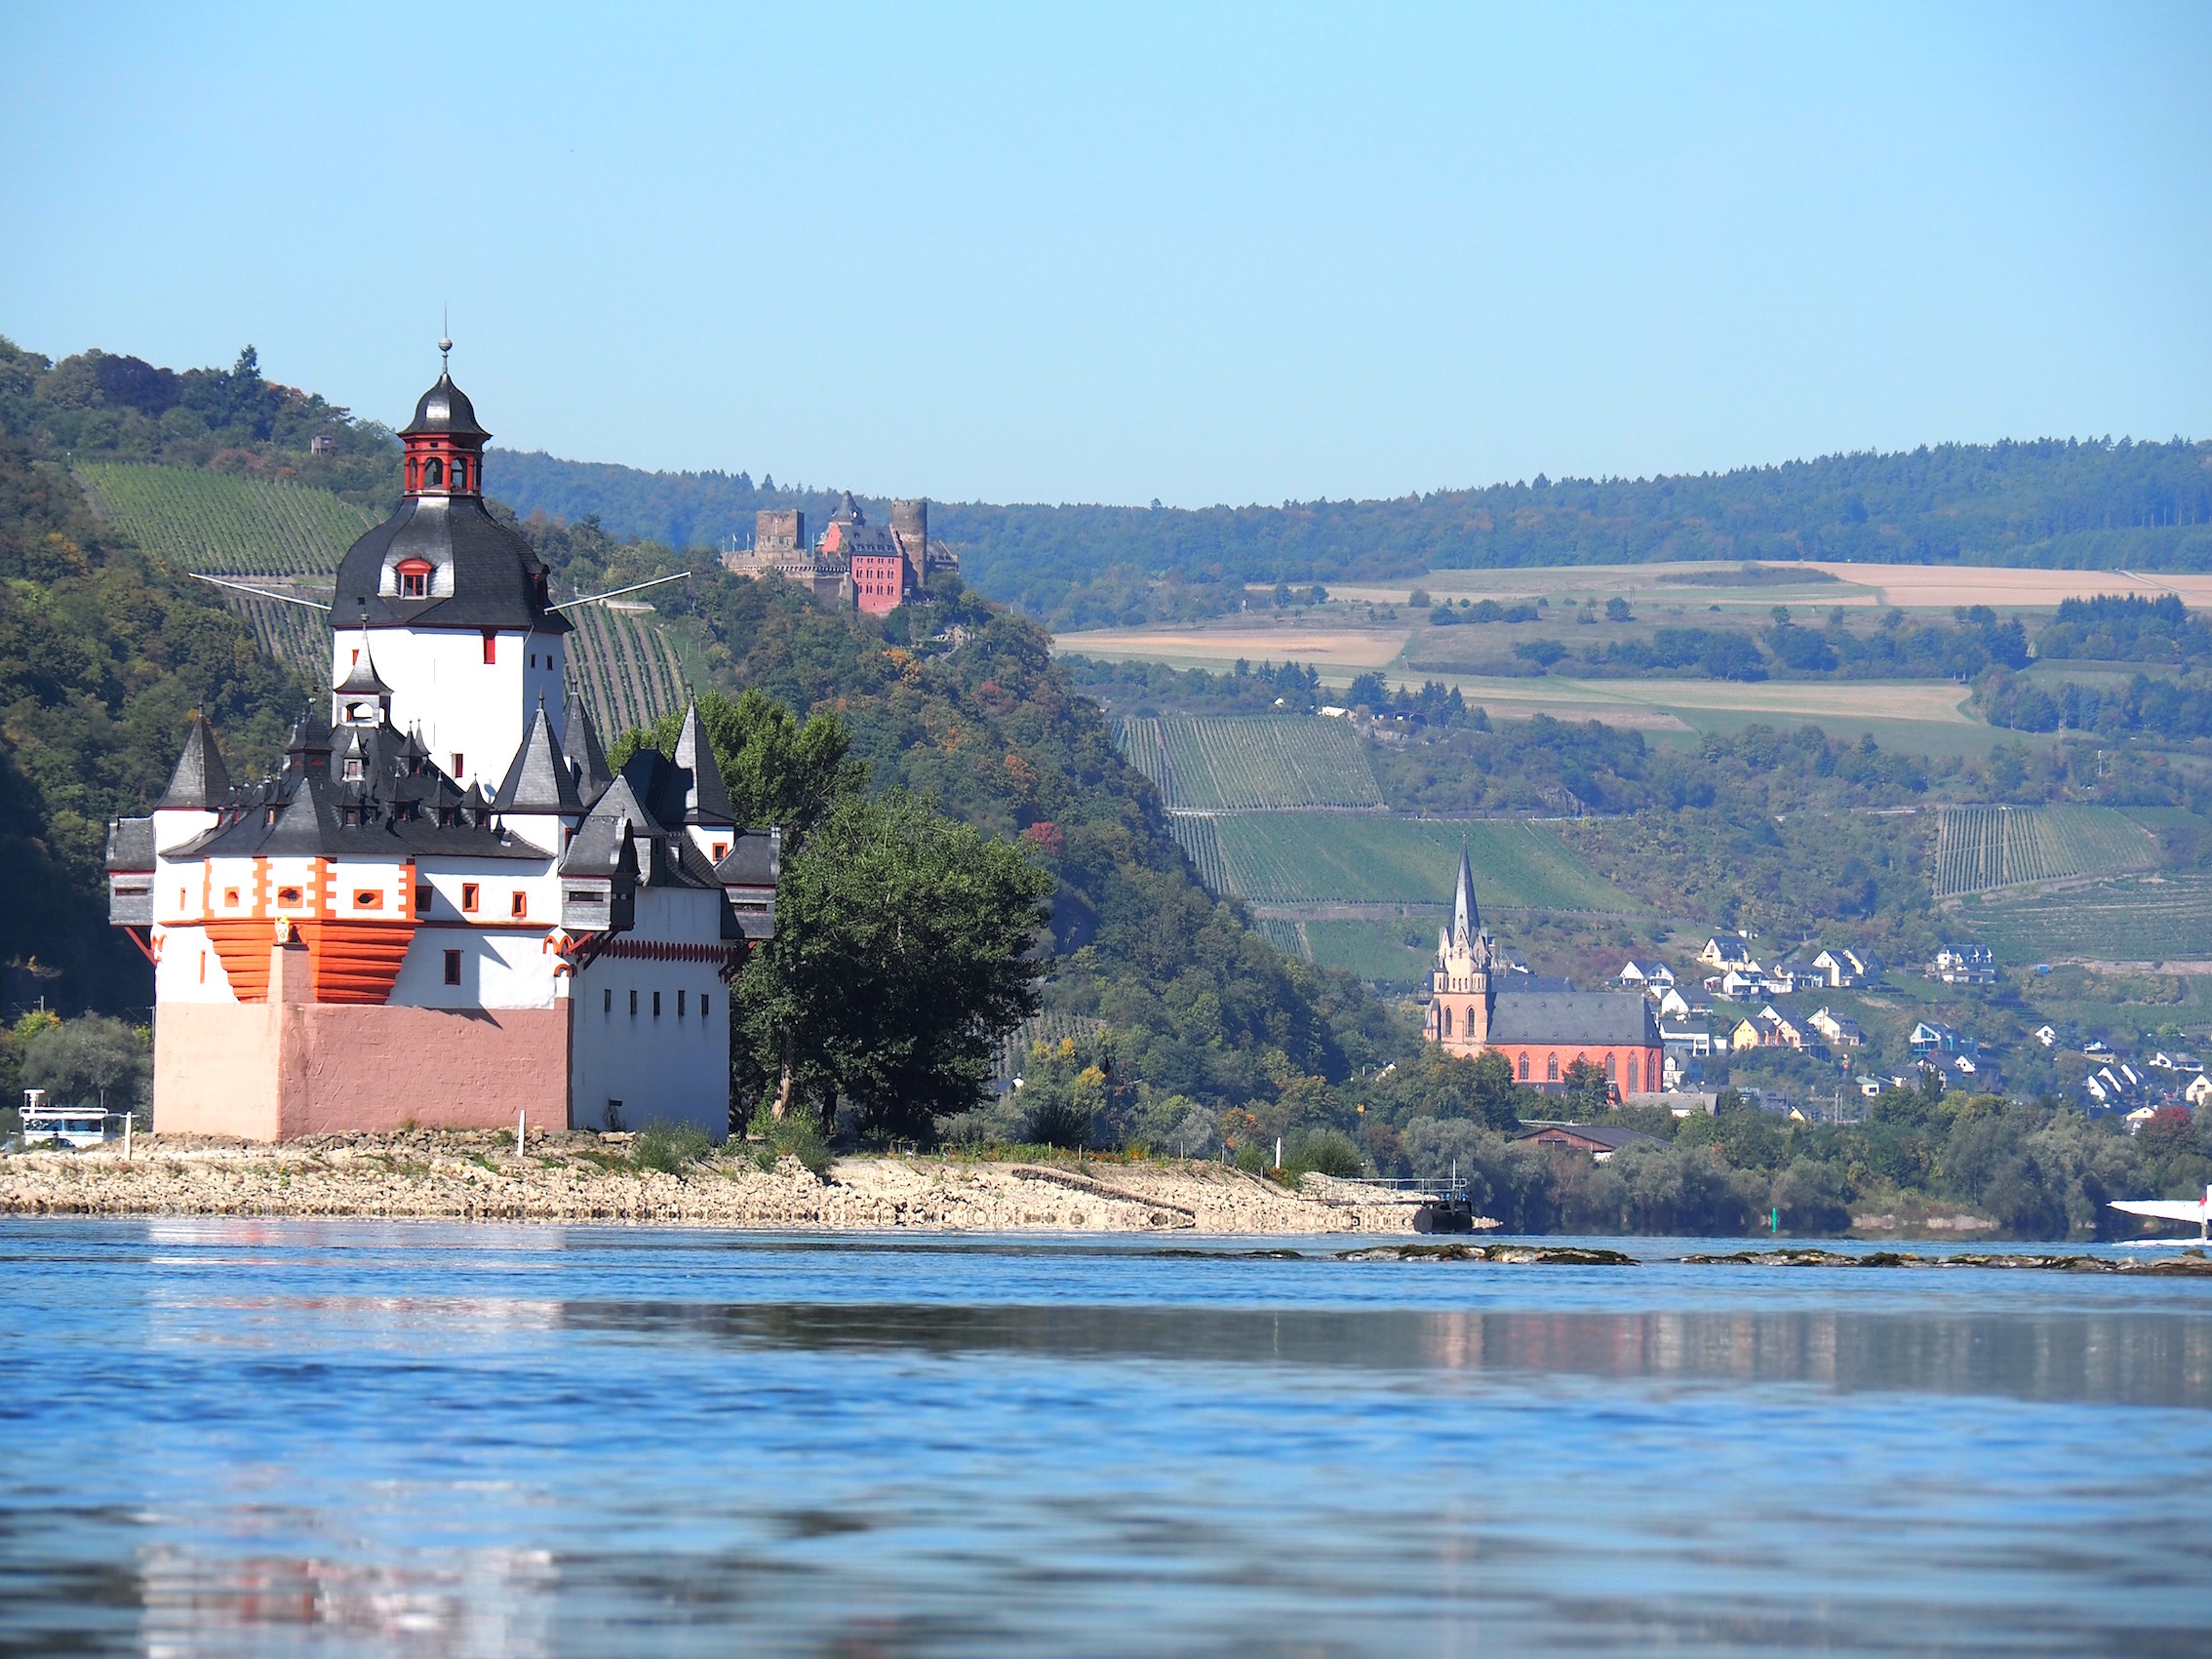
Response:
[1,1220,2208,1656]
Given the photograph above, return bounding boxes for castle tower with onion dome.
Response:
[104,345,781,1141]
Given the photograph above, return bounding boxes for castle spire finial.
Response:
[439,304,452,371]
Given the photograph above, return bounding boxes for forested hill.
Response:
[492,438,2212,628]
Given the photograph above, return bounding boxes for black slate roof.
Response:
[106,815,153,872]
[1486,992,1660,1048]
[156,714,231,810]
[562,691,612,806]
[333,494,570,633]
[619,708,736,829]
[492,702,581,814]
[173,714,544,862]
[714,827,780,888]
[399,371,490,439]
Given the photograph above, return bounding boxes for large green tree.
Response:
[735,790,1055,1139]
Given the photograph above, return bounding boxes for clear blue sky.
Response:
[3,3,2207,507]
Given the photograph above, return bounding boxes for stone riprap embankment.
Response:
[0,1133,1425,1234]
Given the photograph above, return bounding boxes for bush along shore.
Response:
[0,1130,1422,1234]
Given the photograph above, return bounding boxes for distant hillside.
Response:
[490,439,2212,630]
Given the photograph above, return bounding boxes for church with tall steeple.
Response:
[104,350,779,1140]
[1426,848,1662,1099]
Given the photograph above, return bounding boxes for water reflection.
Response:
[556,1300,2212,1406]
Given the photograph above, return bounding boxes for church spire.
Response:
[1452,844,1479,946]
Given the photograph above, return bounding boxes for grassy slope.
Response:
[1215,813,1640,912]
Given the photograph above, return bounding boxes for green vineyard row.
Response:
[1114,715,1383,810]
[1930,805,2158,898]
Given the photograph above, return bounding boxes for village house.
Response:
[1655,986,1691,1019]
[1808,1007,1864,1047]
[1699,936,1753,969]
[1810,948,1878,987]
[1512,1121,1666,1163]
[1927,944,1997,986]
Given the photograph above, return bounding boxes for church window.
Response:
[444,949,461,986]
[510,890,528,919]
[1442,1006,1452,1037]
[461,883,479,913]
[1547,1054,1560,1082]
[1604,1052,1617,1082]
[354,889,382,909]
[1628,1054,1639,1091]
[424,456,444,488]
[1519,1053,1529,1080]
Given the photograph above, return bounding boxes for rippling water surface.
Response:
[2,1219,2209,1656]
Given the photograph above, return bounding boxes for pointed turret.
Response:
[157,714,232,810]
[561,690,613,805]
[1452,845,1479,946]
[493,698,584,815]
[671,699,736,825]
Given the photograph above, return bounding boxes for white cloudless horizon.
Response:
[1,2,2206,508]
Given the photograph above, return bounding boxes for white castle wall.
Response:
[569,888,731,1136]
[331,626,567,795]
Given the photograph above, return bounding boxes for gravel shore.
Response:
[0,1131,1431,1234]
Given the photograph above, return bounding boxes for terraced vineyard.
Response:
[1165,813,1234,892]
[1214,813,1640,913]
[76,461,693,731]
[1930,805,2159,898]
[80,464,371,678]
[566,603,690,739]
[81,463,377,578]
[1970,874,2212,963]
[1114,716,1383,810]
[1303,919,1441,986]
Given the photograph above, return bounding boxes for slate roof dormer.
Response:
[493,700,583,815]
[157,714,232,810]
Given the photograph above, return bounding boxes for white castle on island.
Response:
[104,358,776,1141]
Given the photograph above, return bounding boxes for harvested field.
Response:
[1058,623,1410,671]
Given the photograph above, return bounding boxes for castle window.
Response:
[510,890,528,919]
[397,558,432,598]
[482,630,497,665]
[712,842,728,860]
[604,987,612,1013]
[424,456,444,488]
[677,989,687,1018]
[1519,1053,1529,1080]
[278,887,302,907]
[461,883,479,913]
[1547,1054,1560,1082]
[629,989,638,1016]
[444,949,461,986]
[700,991,709,1019]
[452,753,465,778]
[224,889,239,907]
[415,884,432,913]
[354,889,382,909]
[652,991,662,1018]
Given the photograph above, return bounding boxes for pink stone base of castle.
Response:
[154,1001,571,1141]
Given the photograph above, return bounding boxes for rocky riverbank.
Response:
[0,1131,1429,1234]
